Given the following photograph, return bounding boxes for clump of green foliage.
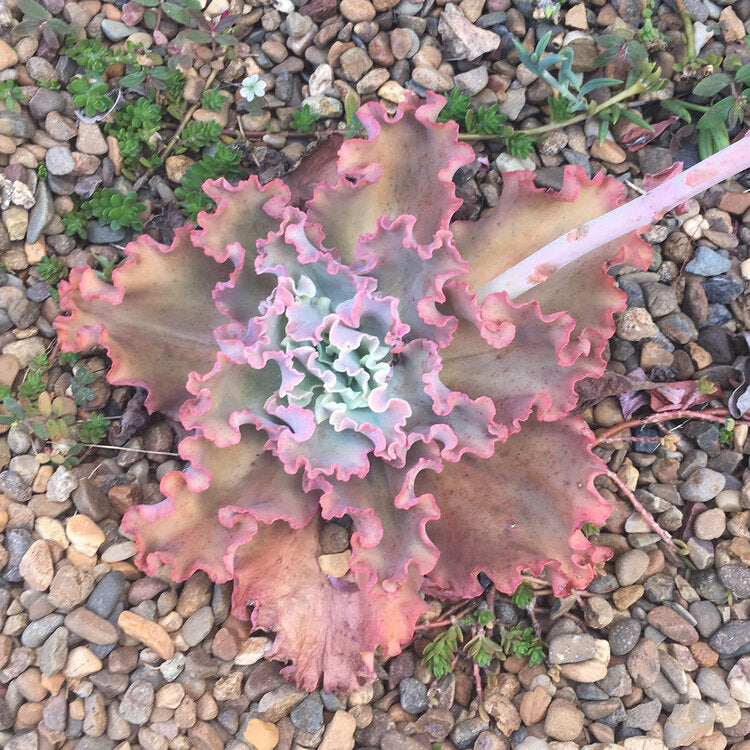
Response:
[423,602,546,677]
[83,189,147,232]
[174,142,242,220]
[68,77,114,118]
[438,89,537,158]
[0,351,110,467]
[36,256,68,285]
[201,88,228,111]
[663,67,750,159]
[423,582,546,678]
[106,98,164,174]
[63,188,146,238]
[174,120,224,154]
[0,80,25,112]
[290,104,321,134]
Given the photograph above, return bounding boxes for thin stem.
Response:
[459,82,647,142]
[91,443,180,457]
[134,65,223,191]
[674,0,697,63]
[593,408,732,445]
[606,468,677,549]
[679,101,710,112]
[477,134,750,300]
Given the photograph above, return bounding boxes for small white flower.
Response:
[240,74,267,103]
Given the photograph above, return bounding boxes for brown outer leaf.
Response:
[453,166,627,289]
[418,414,612,598]
[55,228,230,419]
[306,91,475,264]
[122,427,318,583]
[231,517,426,692]
[437,281,590,437]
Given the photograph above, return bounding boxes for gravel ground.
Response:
[1,0,750,749]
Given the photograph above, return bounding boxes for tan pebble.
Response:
[118,610,175,660]
[319,710,356,750]
[156,683,185,710]
[544,698,584,742]
[591,137,625,164]
[165,154,194,184]
[235,636,271,665]
[32,464,53,493]
[613,584,644,610]
[66,514,105,556]
[0,134,16,154]
[35,517,69,548]
[243,717,280,750]
[318,550,350,577]
[694,508,726,540]
[378,80,407,104]
[340,0,375,22]
[520,685,551,726]
[565,2,588,30]
[65,646,102,678]
[19,539,54,591]
[0,39,18,71]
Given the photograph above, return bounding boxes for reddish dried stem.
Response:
[605,469,677,549]
[593,407,732,445]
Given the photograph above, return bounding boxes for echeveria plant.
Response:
[55,93,747,691]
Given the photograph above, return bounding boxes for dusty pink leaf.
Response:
[55,228,230,418]
[122,427,318,582]
[419,414,611,598]
[306,92,475,264]
[453,167,626,289]
[231,517,426,692]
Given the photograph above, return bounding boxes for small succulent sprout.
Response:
[239,74,266,103]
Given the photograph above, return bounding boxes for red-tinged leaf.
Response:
[55,228,231,419]
[284,134,343,208]
[419,414,612,598]
[454,167,626,290]
[122,428,318,582]
[231,517,426,692]
[307,91,475,264]
[317,444,442,591]
[438,281,591,437]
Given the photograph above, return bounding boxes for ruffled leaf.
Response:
[122,427,318,582]
[55,228,231,418]
[307,91,475,264]
[419,414,611,598]
[231,517,426,692]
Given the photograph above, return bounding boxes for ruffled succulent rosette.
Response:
[55,92,652,691]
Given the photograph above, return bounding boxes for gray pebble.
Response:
[290,694,324,732]
[689,600,722,638]
[399,677,428,714]
[181,605,214,647]
[709,621,750,658]
[685,246,731,276]
[4,527,33,582]
[608,618,641,656]
[696,667,730,703]
[451,717,489,749]
[38,626,69,676]
[21,613,64,648]
[87,571,126,619]
[681,468,726,502]
[119,680,154,725]
[719,564,750,598]
[45,145,76,176]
